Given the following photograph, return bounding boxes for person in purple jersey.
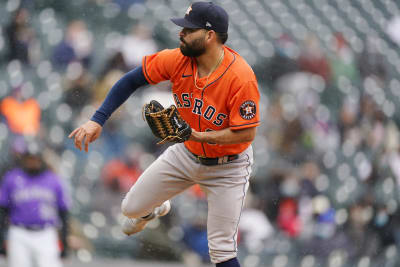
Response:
[0,146,70,267]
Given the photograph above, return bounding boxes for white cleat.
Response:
[154,199,171,217]
[122,200,171,236]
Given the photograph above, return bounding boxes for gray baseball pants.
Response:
[121,143,253,263]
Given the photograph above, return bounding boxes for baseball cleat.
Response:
[154,199,171,217]
[122,200,171,236]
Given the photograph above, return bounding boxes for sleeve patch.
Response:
[239,100,257,120]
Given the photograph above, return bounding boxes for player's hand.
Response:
[188,128,203,142]
[68,120,102,152]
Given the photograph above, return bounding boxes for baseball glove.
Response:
[143,100,192,144]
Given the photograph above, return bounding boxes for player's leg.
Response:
[121,143,197,234]
[33,228,62,267]
[200,146,253,266]
[203,180,249,265]
[7,226,33,267]
[121,199,172,235]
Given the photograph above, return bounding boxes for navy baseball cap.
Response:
[171,2,229,33]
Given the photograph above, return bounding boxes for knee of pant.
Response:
[121,198,143,218]
[209,249,238,264]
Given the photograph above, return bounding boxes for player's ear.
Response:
[205,30,216,43]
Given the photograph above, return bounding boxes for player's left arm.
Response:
[55,176,71,258]
[58,208,69,258]
[189,127,256,144]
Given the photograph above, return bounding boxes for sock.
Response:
[216,257,240,267]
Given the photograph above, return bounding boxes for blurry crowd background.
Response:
[1,0,400,266]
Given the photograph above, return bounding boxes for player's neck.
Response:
[196,45,224,78]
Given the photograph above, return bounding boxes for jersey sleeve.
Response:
[54,175,71,211]
[229,80,260,130]
[142,49,179,84]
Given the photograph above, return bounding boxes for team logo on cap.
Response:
[239,100,256,120]
[186,6,192,15]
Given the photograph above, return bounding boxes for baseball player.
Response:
[69,2,259,266]
[0,147,70,267]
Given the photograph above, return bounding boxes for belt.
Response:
[189,151,239,166]
[14,224,47,231]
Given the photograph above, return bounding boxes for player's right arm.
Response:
[69,66,149,152]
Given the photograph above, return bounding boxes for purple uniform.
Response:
[0,168,69,228]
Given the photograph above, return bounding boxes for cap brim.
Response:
[170,17,202,29]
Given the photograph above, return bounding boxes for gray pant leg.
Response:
[121,145,196,218]
[200,146,253,263]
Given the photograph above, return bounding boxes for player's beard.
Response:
[180,37,206,57]
[23,166,44,176]
[20,155,46,177]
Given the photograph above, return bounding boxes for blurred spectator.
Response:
[358,37,388,84]
[329,33,360,87]
[253,34,299,87]
[257,170,289,222]
[121,23,157,69]
[0,87,41,136]
[238,193,273,251]
[182,221,209,263]
[338,97,360,143]
[181,199,209,264]
[297,34,331,82]
[100,51,129,77]
[301,208,352,263]
[298,161,319,198]
[91,143,144,219]
[343,203,381,259]
[277,198,302,238]
[279,117,307,161]
[52,20,93,70]
[92,52,128,104]
[62,68,93,111]
[5,8,39,65]
[0,142,70,267]
[356,94,388,155]
[101,155,141,193]
[370,205,397,254]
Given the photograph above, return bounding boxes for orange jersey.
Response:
[142,45,260,157]
[0,97,41,136]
